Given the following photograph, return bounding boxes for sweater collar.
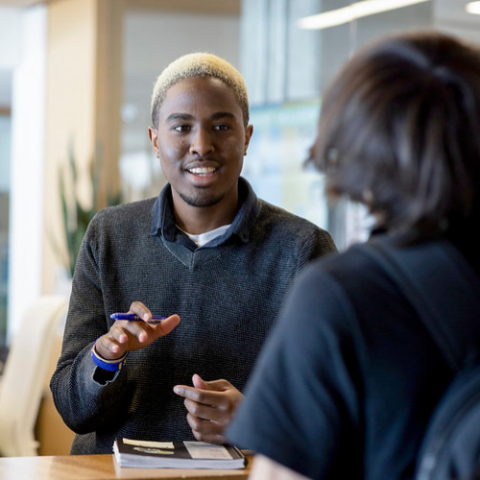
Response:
[150,177,259,245]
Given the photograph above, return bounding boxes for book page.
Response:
[184,442,233,459]
[123,438,174,449]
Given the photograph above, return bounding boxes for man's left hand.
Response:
[173,374,243,444]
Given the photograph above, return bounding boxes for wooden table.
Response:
[0,454,252,480]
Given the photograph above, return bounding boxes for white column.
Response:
[8,5,47,340]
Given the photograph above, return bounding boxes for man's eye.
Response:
[173,125,191,133]
[214,124,230,131]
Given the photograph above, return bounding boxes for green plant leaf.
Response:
[52,141,123,278]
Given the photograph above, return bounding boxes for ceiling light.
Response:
[299,0,432,30]
[466,1,480,15]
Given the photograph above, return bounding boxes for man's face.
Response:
[149,76,253,211]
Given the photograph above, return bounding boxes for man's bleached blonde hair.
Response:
[150,52,249,128]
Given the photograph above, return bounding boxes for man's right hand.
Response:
[94,301,180,360]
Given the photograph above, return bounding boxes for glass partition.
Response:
[240,0,439,249]
[119,0,480,250]
[0,112,11,349]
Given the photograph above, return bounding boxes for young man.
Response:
[50,53,336,454]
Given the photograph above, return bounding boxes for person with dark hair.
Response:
[50,52,336,455]
[226,31,480,479]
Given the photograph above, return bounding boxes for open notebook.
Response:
[113,438,246,469]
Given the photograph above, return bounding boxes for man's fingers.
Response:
[176,378,243,444]
[192,374,232,392]
[153,314,180,337]
[199,378,232,392]
[109,325,129,344]
[128,301,151,321]
[113,322,148,343]
[192,374,208,389]
[186,413,226,444]
[183,398,230,422]
[102,314,180,357]
[173,385,205,402]
[173,377,235,407]
[173,385,227,407]
[97,335,123,358]
[119,314,180,344]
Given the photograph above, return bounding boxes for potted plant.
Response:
[57,143,122,278]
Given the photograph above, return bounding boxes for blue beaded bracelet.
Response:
[91,344,128,372]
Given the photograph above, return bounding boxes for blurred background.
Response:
[0,0,479,455]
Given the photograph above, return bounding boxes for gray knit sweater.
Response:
[50,178,336,454]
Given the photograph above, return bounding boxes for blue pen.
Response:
[110,313,167,324]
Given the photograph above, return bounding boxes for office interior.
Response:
[0,0,478,458]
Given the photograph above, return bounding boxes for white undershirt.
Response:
[179,224,231,247]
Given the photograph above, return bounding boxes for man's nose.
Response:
[189,128,214,156]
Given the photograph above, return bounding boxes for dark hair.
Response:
[310,31,480,233]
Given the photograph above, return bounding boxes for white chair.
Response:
[0,295,68,457]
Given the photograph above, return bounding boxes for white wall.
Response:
[0,8,21,71]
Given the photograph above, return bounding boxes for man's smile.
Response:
[187,166,218,176]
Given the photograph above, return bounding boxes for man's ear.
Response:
[148,126,159,157]
[244,124,254,155]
